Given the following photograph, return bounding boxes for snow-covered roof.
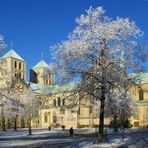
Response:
[32,60,49,70]
[1,49,25,61]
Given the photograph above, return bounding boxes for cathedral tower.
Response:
[30,60,54,86]
[1,49,26,80]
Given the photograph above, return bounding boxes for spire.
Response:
[10,41,13,49]
[41,52,44,60]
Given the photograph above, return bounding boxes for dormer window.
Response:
[139,89,144,100]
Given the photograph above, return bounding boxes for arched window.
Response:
[58,98,61,106]
[19,62,21,69]
[62,99,65,106]
[53,112,57,123]
[14,61,17,68]
[89,106,92,114]
[54,100,56,107]
[48,112,51,123]
[139,89,144,100]
[44,112,48,123]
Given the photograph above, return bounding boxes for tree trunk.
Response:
[28,118,32,135]
[98,39,106,142]
[7,119,11,129]
[2,116,6,131]
[98,86,105,142]
[14,115,17,131]
[114,115,118,132]
[1,106,6,131]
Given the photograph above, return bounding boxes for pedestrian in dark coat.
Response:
[48,126,51,131]
[69,127,74,138]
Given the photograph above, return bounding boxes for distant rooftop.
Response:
[29,71,148,95]
[32,60,49,70]
[1,49,25,61]
[129,71,148,84]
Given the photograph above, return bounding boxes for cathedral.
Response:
[0,49,148,129]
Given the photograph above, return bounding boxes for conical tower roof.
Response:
[32,60,49,70]
[1,49,24,61]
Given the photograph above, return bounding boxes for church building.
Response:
[0,49,148,129]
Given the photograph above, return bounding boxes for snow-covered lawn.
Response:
[0,128,69,139]
[0,127,147,147]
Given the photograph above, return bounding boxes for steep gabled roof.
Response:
[32,60,49,70]
[1,49,25,61]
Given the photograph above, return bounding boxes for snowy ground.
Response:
[0,127,148,147]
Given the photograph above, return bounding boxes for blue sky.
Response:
[0,0,148,80]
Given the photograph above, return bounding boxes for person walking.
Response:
[120,127,125,140]
[48,126,51,131]
[69,127,74,138]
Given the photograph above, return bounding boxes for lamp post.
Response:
[0,103,6,131]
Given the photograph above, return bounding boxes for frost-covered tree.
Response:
[0,95,12,131]
[0,34,7,52]
[0,36,26,130]
[105,88,137,132]
[0,34,9,130]
[8,92,24,130]
[21,87,39,135]
[0,34,7,79]
[51,7,147,142]
[0,84,24,131]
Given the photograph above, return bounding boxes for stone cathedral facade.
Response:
[0,49,148,129]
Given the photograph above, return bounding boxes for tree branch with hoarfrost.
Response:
[0,34,7,51]
[51,7,147,142]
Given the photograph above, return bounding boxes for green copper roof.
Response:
[136,100,148,105]
[29,72,148,95]
[1,49,24,61]
[129,72,148,84]
[30,83,50,95]
[47,82,79,94]
[32,60,49,69]
[30,82,79,95]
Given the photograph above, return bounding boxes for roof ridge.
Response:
[1,49,25,61]
[32,60,49,69]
